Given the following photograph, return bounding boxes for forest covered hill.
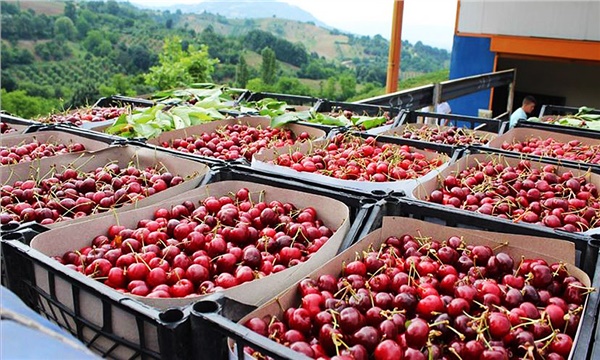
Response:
[1,0,450,118]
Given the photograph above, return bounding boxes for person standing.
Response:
[510,96,536,128]
[420,102,451,125]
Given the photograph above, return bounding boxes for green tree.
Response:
[235,54,249,88]
[321,77,337,100]
[339,74,357,100]
[274,77,311,96]
[0,89,61,119]
[54,16,76,41]
[64,1,77,21]
[75,17,91,39]
[144,36,218,90]
[261,47,277,85]
[65,80,100,109]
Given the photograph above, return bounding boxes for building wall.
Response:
[497,57,600,109]
[458,0,600,41]
[448,35,495,117]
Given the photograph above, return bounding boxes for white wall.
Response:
[497,57,600,108]
[458,0,600,41]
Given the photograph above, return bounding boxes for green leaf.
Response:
[271,112,300,128]
[133,122,162,139]
[171,108,192,127]
[112,112,129,127]
[580,114,600,122]
[312,113,350,126]
[577,106,597,116]
[105,122,130,136]
[586,121,600,131]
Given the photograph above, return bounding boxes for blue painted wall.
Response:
[447,35,496,117]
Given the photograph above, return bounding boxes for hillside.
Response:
[136,0,329,28]
[1,0,450,119]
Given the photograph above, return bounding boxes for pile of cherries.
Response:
[499,137,600,165]
[160,123,312,161]
[426,159,600,232]
[270,134,446,182]
[54,188,335,298]
[38,107,128,126]
[0,140,86,165]
[397,125,493,146]
[0,162,182,225]
[243,233,590,360]
[1,122,18,134]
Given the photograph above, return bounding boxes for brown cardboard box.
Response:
[27,180,351,357]
[1,145,209,229]
[410,153,600,235]
[252,138,450,194]
[232,216,590,360]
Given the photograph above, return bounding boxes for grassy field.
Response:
[19,1,64,15]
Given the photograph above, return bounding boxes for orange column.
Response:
[386,0,404,93]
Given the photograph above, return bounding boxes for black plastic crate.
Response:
[400,110,508,134]
[240,92,319,109]
[312,99,401,132]
[357,197,600,360]
[470,134,600,174]
[93,95,155,109]
[540,105,600,117]
[1,232,192,360]
[336,127,465,159]
[516,119,600,140]
[355,84,435,111]
[314,99,400,119]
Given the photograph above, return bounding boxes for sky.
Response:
[128,0,458,50]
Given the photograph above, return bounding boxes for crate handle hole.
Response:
[589,238,600,249]
[2,232,24,242]
[159,309,185,323]
[193,300,220,314]
[1,222,20,233]
[390,191,404,198]
[371,190,388,198]
[384,196,400,205]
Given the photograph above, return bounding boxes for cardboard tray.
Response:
[29,180,350,308]
[411,153,600,235]
[251,137,451,194]
[0,145,209,229]
[0,130,112,160]
[231,216,591,360]
[1,123,31,136]
[486,127,600,166]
